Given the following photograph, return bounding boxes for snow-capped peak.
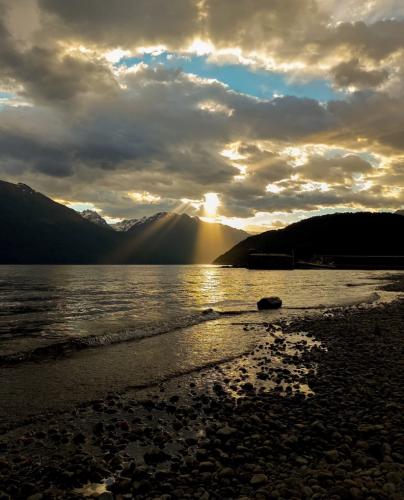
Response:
[121,212,169,231]
[80,210,110,228]
[111,218,139,231]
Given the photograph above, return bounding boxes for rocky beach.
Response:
[0,275,403,500]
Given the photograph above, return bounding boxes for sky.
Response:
[0,0,403,232]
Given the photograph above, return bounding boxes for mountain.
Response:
[110,214,176,232]
[0,181,120,264]
[126,212,167,230]
[110,212,248,264]
[215,212,404,266]
[0,180,248,264]
[396,210,404,216]
[81,209,111,228]
[111,218,139,231]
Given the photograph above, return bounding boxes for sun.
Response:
[203,192,220,217]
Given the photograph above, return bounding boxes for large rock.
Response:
[257,297,282,310]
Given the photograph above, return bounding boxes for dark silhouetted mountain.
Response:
[80,209,112,228]
[396,209,404,216]
[111,212,248,264]
[214,212,404,266]
[0,181,248,264]
[0,181,120,264]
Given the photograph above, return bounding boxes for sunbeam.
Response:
[203,193,220,218]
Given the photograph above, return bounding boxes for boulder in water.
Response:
[202,308,214,315]
[257,297,282,310]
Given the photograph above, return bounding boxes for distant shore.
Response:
[0,275,403,499]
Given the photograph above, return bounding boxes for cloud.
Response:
[326,91,404,153]
[2,1,402,88]
[38,0,199,50]
[331,20,404,62]
[0,0,403,224]
[220,181,403,218]
[1,63,403,220]
[204,0,323,54]
[0,4,117,104]
[298,154,374,184]
[321,0,404,24]
[373,160,404,187]
[0,66,240,216]
[331,59,388,90]
[203,1,404,91]
[3,0,404,102]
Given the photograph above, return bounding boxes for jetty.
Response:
[247,252,404,270]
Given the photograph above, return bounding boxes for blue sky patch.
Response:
[119,53,342,102]
[0,92,15,100]
[0,92,16,110]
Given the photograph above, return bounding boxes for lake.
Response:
[0,265,399,418]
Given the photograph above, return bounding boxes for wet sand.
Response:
[0,276,403,499]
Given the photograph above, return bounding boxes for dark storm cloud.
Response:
[331,20,404,62]
[228,95,335,141]
[38,0,199,49]
[204,0,324,55]
[0,2,117,104]
[0,125,73,177]
[299,155,373,184]
[331,59,388,90]
[327,91,404,152]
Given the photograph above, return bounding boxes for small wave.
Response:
[0,309,221,366]
[0,291,382,366]
[78,310,221,348]
[284,292,381,310]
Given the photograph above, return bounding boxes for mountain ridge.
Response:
[81,209,112,229]
[0,180,248,264]
[214,212,404,267]
[0,180,120,264]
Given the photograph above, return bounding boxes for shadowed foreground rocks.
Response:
[0,290,403,498]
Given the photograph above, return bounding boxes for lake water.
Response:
[0,265,397,362]
[0,266,400,419]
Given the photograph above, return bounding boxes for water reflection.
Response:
[0,265,396,359]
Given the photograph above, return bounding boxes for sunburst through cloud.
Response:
[203,192,221,219]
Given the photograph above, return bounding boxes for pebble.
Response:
[216,425,237,438]
[250,474,269,486]
[199,461,216,472]
[97,492,113,500]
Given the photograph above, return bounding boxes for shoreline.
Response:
[0,276,403,499]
